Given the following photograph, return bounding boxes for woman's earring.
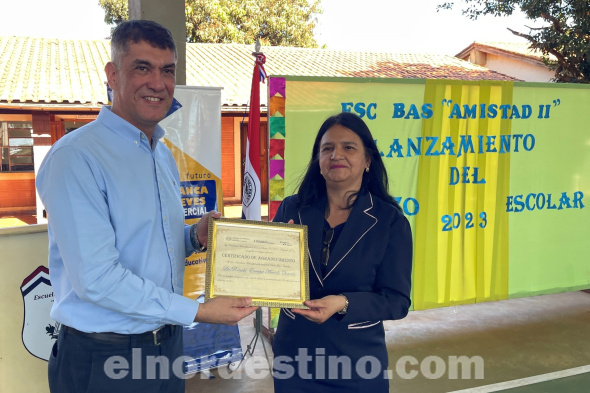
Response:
[365,167,369,172]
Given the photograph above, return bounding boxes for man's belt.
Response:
[63,324,176,346]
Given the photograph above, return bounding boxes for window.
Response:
[0,122,34,172]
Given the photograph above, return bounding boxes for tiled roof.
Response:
[187,43,518,107]
[0,36,111,106]
[456,41,556,63]
[0,36,518,108]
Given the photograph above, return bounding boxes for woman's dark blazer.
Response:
[272,190,413,375]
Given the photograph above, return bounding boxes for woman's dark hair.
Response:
[296,112,400,210]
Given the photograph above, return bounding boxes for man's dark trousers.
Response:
[48,325,185,393]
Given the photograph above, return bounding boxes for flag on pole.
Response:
[242,51,267,220]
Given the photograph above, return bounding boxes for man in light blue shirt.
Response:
[36,20,257,393]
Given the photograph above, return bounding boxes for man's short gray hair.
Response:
[110,19,177,66]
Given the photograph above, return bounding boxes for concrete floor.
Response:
[185,290,590,393]
[0,213,38,228]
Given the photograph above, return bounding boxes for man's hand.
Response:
[194,296,258,325]
[196,210,222,246]
[291,295,347,324]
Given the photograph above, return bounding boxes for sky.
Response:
[0,0,539,55]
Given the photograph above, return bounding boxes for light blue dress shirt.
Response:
[36,106,200,334]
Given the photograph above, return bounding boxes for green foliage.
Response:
[99,0,128,26]
[99,0,322,48]
[438,0,590,83]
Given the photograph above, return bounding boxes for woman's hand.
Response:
[291,295,347,324]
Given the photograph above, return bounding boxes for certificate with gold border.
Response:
[204,218,309,308]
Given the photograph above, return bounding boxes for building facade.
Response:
[0,36,518,218]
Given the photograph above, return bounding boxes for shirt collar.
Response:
[97,106,166,146]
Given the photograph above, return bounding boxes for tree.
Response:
[99,0,322,48]
[438,0,590,83]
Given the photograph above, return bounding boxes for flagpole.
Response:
[250,40,267,362]
[231,39,271,373]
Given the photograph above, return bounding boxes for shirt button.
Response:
[169,247,173,253]
[134,141,138,145]
[164,216,167,221]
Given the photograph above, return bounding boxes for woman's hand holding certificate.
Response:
[204,218,310,308]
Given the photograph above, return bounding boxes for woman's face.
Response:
[318,124,370,190]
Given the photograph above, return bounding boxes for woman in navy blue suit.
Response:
[272,112,413,393]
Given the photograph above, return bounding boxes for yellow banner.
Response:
[413,80,511,309]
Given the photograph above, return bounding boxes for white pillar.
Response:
[128,0,186,85]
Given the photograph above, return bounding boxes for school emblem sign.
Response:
[21,266,58,361]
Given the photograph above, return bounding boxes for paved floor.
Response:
[0,214,37,228]
[502,372,590,393]
[223,204,268,219]
[185,290,590,393]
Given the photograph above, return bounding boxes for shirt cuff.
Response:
[165,293,200,326]
[184,224,195,257]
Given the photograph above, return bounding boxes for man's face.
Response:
[105,40,176,135]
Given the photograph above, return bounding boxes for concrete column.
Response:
[128,0,186,85]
